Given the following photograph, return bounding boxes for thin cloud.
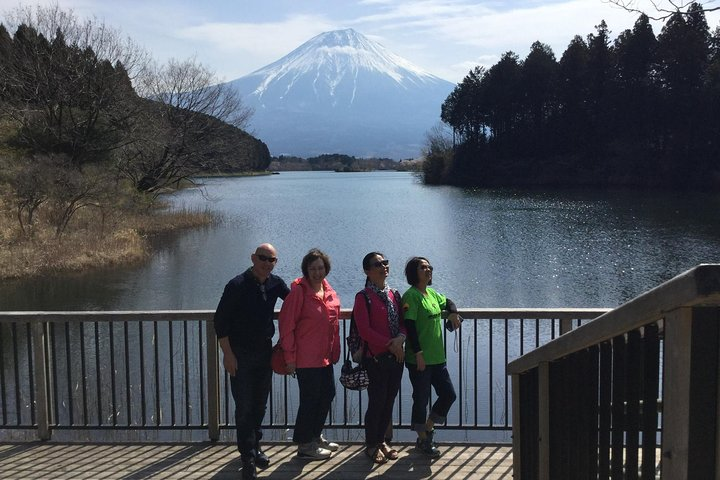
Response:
[178,15,336,57]
[1,0,718,83]
[345,0,698,81]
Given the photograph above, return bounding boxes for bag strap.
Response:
[279,278,305,348]
[346,289,372,362]
[359,289,371,356]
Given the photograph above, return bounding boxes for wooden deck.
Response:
[0,442,513,479]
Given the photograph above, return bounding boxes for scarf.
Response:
[367,282,400,337]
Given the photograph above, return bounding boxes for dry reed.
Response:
[0,199,215,280]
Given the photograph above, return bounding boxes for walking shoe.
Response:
[416,437,441,458]
[254,449,270,469]
[297,442,332,460]
[426,428,438,447]
[241,457,257,480]
[315,434,340,452]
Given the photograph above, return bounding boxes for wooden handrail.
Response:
[509,264,720,479]
[508,264,720,375]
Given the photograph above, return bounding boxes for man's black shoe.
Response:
[241,457,257,480]
[255,449,270,469]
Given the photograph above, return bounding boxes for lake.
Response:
[3,170,719,444]
[2,170,720,310]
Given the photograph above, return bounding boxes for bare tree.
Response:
[10,158,50,236]
[117,58,253,197]
[422,122,454,184]
[45,158,109,238]
[604,0,719,21]
[424,122,454,155]
[136,57,252,129]
[8,155,110,238]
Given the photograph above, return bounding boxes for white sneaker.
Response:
[316,434,340,452]
[297,442,332,460]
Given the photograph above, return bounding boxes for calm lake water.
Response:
[2,170,720,310]
[2,170,719,444]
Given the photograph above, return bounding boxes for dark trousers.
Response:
[230,341,272,459]
[364,353,404,447]
[294,365,336,444]
[406,362,457,434]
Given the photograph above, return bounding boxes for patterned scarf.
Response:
[368,282,400,337]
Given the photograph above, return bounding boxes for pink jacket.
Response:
[353,287,406,358]
[279,277,341,368]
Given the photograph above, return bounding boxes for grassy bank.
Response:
[0,198,215,280]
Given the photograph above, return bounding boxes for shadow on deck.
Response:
[0,442,513,479]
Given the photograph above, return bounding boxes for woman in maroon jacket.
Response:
[353,251,407,464]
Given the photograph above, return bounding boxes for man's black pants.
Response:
[230,341,272,459]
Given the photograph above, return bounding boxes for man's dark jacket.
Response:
[214,268,289,352]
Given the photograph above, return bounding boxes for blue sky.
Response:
[1,0,718,83]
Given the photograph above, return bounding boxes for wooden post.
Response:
[206,321,220,441]
[538,361,550,480]
[716,320,720,480]
[512,374,522,479]
[560,318,572,336]
[662,307,720,479]
[31,322,50,440]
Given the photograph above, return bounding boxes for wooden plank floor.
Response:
[0,442,513,479]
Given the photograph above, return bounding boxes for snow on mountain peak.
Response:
[249,28,442,98]
[227,28,455,159]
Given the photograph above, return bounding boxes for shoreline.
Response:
[0,206,216,281]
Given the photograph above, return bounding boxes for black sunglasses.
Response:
[257,254,278,263]
[420,265,433,271]
[371,259,390,268]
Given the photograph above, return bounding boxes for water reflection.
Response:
[1,172,719,311]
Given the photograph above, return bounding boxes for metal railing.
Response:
[508,264,720,479]
[0,308,608,442]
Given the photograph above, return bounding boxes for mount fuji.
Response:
[228,29,455,159]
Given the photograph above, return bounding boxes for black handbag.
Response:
[339,355,369,391]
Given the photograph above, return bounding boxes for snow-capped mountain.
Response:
[228,29,455,159]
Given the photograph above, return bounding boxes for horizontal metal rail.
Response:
[0,308,608,442]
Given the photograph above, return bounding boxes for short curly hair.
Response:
[301,248,332,277]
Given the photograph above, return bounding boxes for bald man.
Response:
[214,243,290,480]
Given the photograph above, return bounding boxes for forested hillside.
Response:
[0,6,268,278]
[429,3,720,188]
[0,15,269,193]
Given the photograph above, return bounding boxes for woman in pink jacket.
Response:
[353,251,406,464]
[279,248,341,460]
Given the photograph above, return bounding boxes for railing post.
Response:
[206,321,220,441]
[511,374,522,478]
[538,361,550,480]
[662,306,720,479]
[559,318,572,335]
[31,321,51,440]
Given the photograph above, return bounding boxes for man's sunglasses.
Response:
[257,254,278,263]
[371,259,390,268]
